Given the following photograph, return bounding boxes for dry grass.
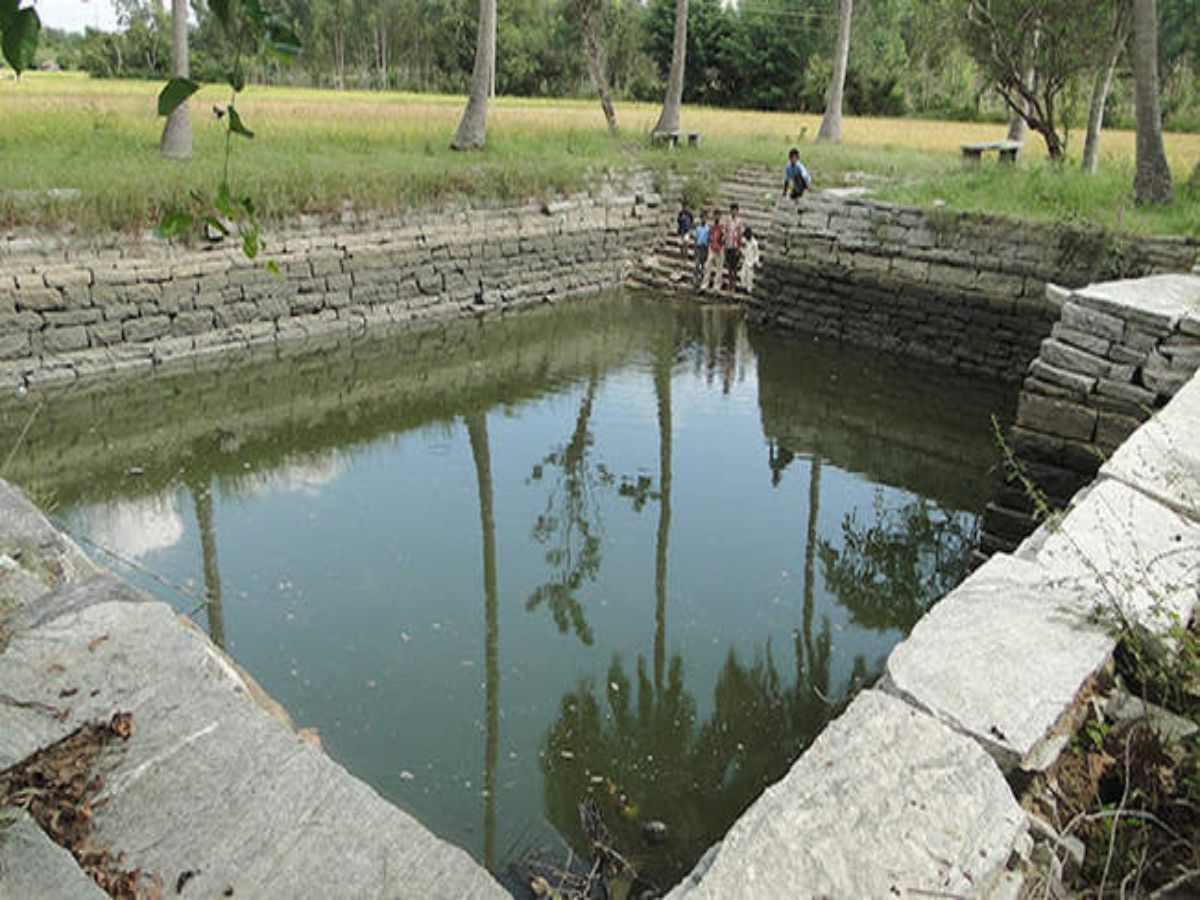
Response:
[1,72,1197,235]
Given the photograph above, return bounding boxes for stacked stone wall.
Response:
[750,196,1197,382]
[0,195,666,389]
[981,274,1200,555]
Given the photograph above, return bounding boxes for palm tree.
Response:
[816,0,853,144]
[1132,0,1173,203]
[652,0,688,137]
[801,458,821,675]
[159,0,192,158]
[451,0,497,149]
[1081,3,1131,174]
[466,412,500,869]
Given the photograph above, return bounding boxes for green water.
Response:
[1,293,1014,889]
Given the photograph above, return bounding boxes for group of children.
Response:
[673,148,813,297]
[676,202,761,295]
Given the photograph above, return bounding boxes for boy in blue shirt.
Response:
[783,148,812,200]
[692,212,710,287]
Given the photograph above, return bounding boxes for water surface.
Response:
[1,293,1014,887]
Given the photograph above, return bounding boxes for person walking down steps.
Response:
[783,147,812,200]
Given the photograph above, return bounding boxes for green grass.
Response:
[1,73,1197,238]
[878,158,1200,238]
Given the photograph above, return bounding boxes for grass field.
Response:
[2,72,1198,237]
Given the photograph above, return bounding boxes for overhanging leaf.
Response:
[0,0,18,31]
[264,20,302,61]
[226,105,254,138]
[157,77,200,117]
[2,6,40,76]
[225,63,245,93]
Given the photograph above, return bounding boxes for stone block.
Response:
[42,325,90,353]
[667,690,1025,899]
[885,554,1115,771]
[1072,274,1200,335]
[1028,358,1095,398]
[43,308,101,327]
[88,321,123,346]
[15,287,65,312]
[171,309,215,337]
[1143,355,1191,397]
[1016,391,1097,442]
[1035,478,1200,634]
[1040,338,1113,379]
[215,302,259,328]
[1052,322,1110,357]
[0,810,109,899]
[40,266,92,290]
[0,332,30,359]
[1097,378,1156,410]
[1101,374,1200,521]
[123,316,171,343]
[0,311,41,334]
[1095,411,1142,449]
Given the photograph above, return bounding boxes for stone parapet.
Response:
[749,197,1197,382]
[0,194,667,389]
[982,274,1200,556]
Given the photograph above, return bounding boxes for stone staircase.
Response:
[630,165,781,298]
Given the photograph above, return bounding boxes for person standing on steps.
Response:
[723,203,743,294]
[692,211,711,288]
[783,147,812,200]
[701,211,724,292]
[677,202,694,261]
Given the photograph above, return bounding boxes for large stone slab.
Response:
[0,810,108,899]
[1072,274,1200,335]
[0,584,507,898]
[667,690,1026,899]
[0,479,94,601]
[885,555,1114,772]
[1033,478,1200,634]
[1101,372,1200,521]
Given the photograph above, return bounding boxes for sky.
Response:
[36,0,121,33]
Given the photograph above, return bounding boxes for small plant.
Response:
[156,0,300,266]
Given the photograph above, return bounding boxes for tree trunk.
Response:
[1082,53,1120,173]
[159,0,192,159]
[1005,58,1034,144]
[652,0,688,136]
[578,0,618,134]
[800,457,821,679]
[452,0,496,149]
[466,412,499,872]
[1132,0,1173,203]
[817,0,853,144]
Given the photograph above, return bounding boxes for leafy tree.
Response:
[963,0,1114,160]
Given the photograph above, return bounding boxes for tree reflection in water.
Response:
[818,494,977,634]
[525,374,609,646]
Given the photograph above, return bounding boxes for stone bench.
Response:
[961,139,1022,169]
[651,130,703,149]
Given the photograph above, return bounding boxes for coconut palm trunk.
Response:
[1132,0,1173,203]
[801,458,821,676]
[817,0,853,144]
[189,480,224,649]
[451,0,497,150]
[159,0,192,159]
[652,0,688,136]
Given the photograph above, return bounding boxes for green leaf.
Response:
[0,0,18,30]
[2,6,40,77]
[156,210,194,239]
[226,105,255,139]
[225,63,245,93]
[265,260,282,277]
[264,20,302,61]
[241,0,267,31]
[215,181,235,217]
[157,77,200,117]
